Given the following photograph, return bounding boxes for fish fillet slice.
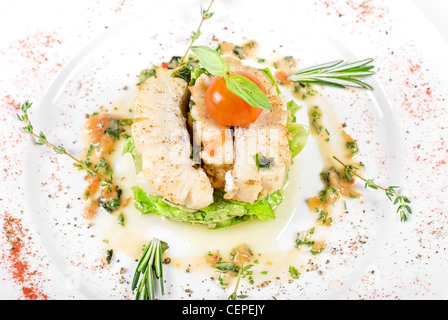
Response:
[190,74,234,166]
[132,75,213,209]
[222,56,292,203]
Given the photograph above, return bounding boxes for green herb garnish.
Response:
[310,106,324,134]
[260,67,281,94]
[137,68,156,86]
[190,46,226,77]
[132,238,169,300]
[191,45,273,111]
[295,228,316,248]
[289,58,375,90]
[104,118,125,140]
[117,213,125,226]
[179,0,215,65]
[17,101,109,182]
[310,248,323,255]
[346,140,359,158]
[316,208,332,225]
[171,65,192,83]
[168,56,182,69]
[106,249,113,264]
[318,187,338,203]
[232,45,244,59]
[98,197,121,213]
[289,266,301,279]
[253,152,275,171]
[171,62,208,86]
[215,262,240,274]
[227,262,252,300]
[94,157,113,177]
[225,73,272,110]
[333,156,412,221]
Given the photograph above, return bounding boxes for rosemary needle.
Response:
[132,237,168,300]
[288,58,375,90]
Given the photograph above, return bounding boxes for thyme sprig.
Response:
[17,101,109,182]
[180,0,215,65]
[132,238,168,300]
[288,58,375,90]
[227,259,252,300]
[333,156,412,222]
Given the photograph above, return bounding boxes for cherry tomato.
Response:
[205,71,266,127]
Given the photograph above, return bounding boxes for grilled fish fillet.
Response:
[190,74,235,189]
[221,56,292,203]
[132,74,214,209]
[190,74,234,166]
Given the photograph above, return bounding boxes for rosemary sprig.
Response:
[132,238,169,300]
[288,58,375,90]
[333,156,412,222]
[17,100,108,182]
[180,0,215,65]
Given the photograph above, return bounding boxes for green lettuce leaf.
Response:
[122,136,142,173]
[286,100,309,158]
[131,186,283,229]
[258,68,309,159]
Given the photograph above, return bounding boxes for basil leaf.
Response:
[191,46,226,77]
[225,74,273,110]
[260,67,281,94]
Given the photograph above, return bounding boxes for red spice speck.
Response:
[317,0,388,23]
[4,95,22,110]
[409,61,421,73]
[2,212,49,300]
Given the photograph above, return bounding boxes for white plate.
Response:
[3,0,448,300]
